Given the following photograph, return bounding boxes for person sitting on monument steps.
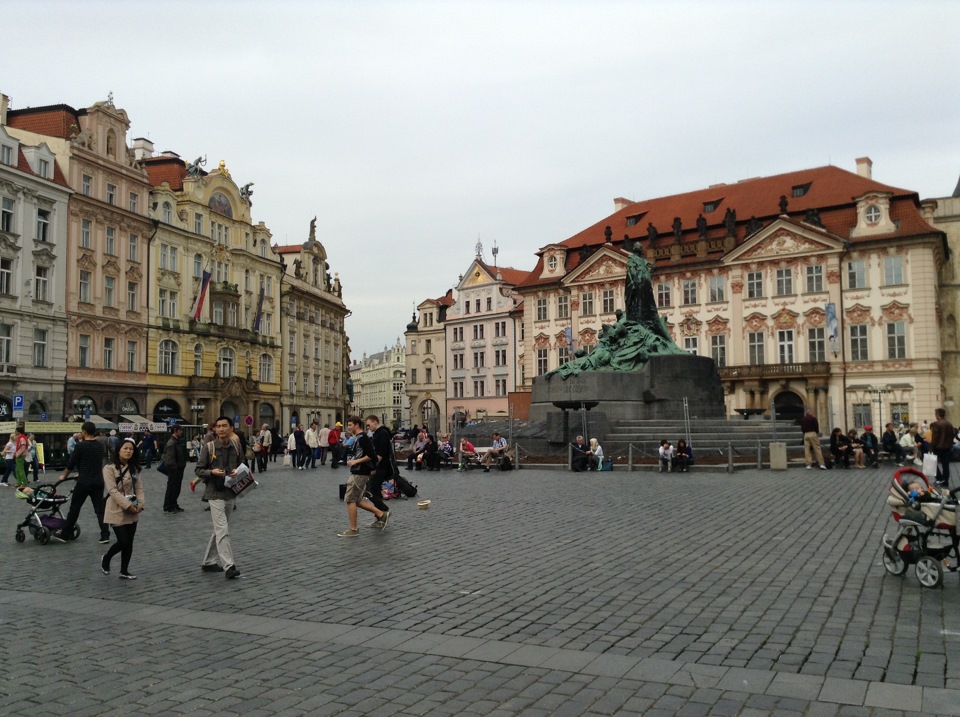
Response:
[570,436,589,472]
[674,439,691,472]
[658,440,674,472]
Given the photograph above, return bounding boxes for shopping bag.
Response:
[922,452,939,480]
[283,454,292,467]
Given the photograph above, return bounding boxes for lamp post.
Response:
[191,403,206,426]
[72,397,93,420]
[870,385,890,430]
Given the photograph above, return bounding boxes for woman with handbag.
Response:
[101,438,145,580]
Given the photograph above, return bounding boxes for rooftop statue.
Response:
[545,239,685,380]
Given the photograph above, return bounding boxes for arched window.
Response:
[194,254,203,279]
[193,343,203,376]
[162,202,172,223]
[218,347,235,378]
[259,353,274,383]
[158,340,179,375]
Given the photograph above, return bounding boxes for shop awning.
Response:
[122,414,152,426]
[89,414,118,431]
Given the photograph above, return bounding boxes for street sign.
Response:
[12,409,23,419]
[244,415,254,427]
[84,408,91,420]
[234,415,241,427]
[40,412,47,422]
[12,394,24,411]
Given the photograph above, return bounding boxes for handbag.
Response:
[252,441,261,453]
[282,454,292,467]
[922,452,939,479]
[156,459,169,475]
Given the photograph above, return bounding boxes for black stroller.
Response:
[15,482,79,545]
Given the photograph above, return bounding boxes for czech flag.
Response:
[191,269,212,320]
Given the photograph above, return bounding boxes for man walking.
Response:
[365,415,395,528]
[317,423,330,465]
[930,408,956,487]
[800,409,828,470]
[328,422,342,469]
[162,425,188,514]
[54,421,110,544]
[293,423,308,470]
[338,416,389,537]
[305,421,319,469]
[138,429,156,469]
[191,416,243,579]
[257,423,271,472]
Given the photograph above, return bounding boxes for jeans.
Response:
[62,480,109,540]
[141,448,154,469]
[935,447,952,485]
[297,446,310,468]
[256,450,268,472]
[162,469,184,512]
[103,522,138,574]
[1,457,13,483]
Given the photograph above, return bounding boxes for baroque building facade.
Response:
[514,159,947,429]
[276,218,349,430]
[0,98,71,423]
[6,97,153,424]
[351,339,407,429]
[404,290,451,435]
[142,152,282,430]
[931,179,960,419]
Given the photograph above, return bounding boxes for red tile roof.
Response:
[143,156,188,191]
[7,105,84,139]
[515,164,941,288]
[11,147,71,189]
[274,245,302,255]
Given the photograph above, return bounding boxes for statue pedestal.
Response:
[530,355,725,442]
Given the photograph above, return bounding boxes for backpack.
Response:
[394,473,418,497]
[499,455,513,471]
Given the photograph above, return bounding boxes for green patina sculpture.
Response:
[546,240,686,380]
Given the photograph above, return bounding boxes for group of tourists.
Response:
[0,427,37,487]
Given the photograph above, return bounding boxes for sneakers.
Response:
[368,519,384,529]
[806,465,812,470]
[225,565,241,580]
[201,564,224,573]
[338,528,360,537]
[819,465,827,470]
[100,557,110,575]
[379,511,391,531]
[483,467,490,473]
[52,532,68,543]
[119,573,137,580]
[99,537,110,544]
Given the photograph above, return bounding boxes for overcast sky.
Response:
[5,1,959,358]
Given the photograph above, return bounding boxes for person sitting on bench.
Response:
[457,438,476,471]
[571,435,589,472]
[481,432,508,472]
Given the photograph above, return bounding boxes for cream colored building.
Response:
[353,339,407,429]
[932,180,960,419]
[514,159,947,429]
[276,219,349,431]
[404,291,452,435]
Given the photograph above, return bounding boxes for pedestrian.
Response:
[27,433,39,482]
[800,409,828,470]
[658,439,674,472]
[328,422,342,469]
[338,415,389,537]
[162,425,188,514]
[107,429,120,463]
[293,424,308,469]
[138,429,156,469]
[190,416,243,579]
[364,414,395,527]
[570,435,589,472]
[100,438,145,579]
[257,423,271,472]
[305,421,319,468]
[14,426,30,488]
[1,432,15,485]
[930,408,956,487]
[67,432,80,457]
[269,425,281,462]
[54,421,111,544]
[286,429,296,465]
[317,423,330,465]
[481,432,508,472]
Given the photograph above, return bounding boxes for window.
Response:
[425,367,432,384]
[78,334,90,368]
[425,339,432,354]
[884,256,903,286]
[473,351,485,368]
[710,335,726,368]
[158,340,179,374]
[536,298,548,321]
[748,331,765,365]
[452,380,464,398]
[473,379,485,397]
[557,295,569,319]
[34,266,48,302]
[682,279,697,305]
[581,291,594,315]
[808,327,825,363]
[244,270,250,292]
[82,174,92,196]
[850,324,869,360]
[81,219,91,248]
[34,327,48,366]
[0,259,10,294]
[0,323,10,362]
[683,337,698,355]
[0,145,12,166]
[887,321,906,359]
[891,403,909,425]
[227,302,237,327]
[475,298,480,313]
[806,265,823,293]
[777,329,795,363]
[218,348,235,378]
[162,202,172,223]
[168,246,178,272]
[452,352,463,369]
[79,270,91,302]
[193,344,203,376]
[263,313,273,336]
[709,276,725,303]
[103,337,114,370]
[169,291,178,317]
[486,297,492,311]
[776,268,793,296]
[495,378,507,396]
[495,348,507,366]
[38,159,50,179]
[127,282,138,311]
[602,289,615,314]
[129,234,138,262]
[194,254,202,278]
[452,327,463,342]
[657,283,671,307]
[36,209,50,242]
[194,213,203,234]
[536,348,549,376]
[473,324,484,340]
[106,184,116,205]
[158,289,168,317]
[852,403,872,430]
[1,197,14,232]
[495,320,507,338]
[746,271,763,299]
[847,260,866,289]
[865,205,881,224]
[464,300,470,315]
[314,339,320,360]
[127,341,137,372]
[159,244,168,270]
[558,346,569,365]
[792,183,811,198]
[213,300,224,325]
[259,354,274,383]
[129,193,138,213]
[105,227,116,255]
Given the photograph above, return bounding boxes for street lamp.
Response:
[191,403,206,425]
[72,397,93,420]
[870,385,891,429]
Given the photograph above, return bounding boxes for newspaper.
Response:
[224,463,258,497]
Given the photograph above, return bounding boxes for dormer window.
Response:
[703,200,722,213]
[792,183,812,198]
[865,205,881,224]
[0,145,13,166]
[547,256,558,271]
[38,159,50,179]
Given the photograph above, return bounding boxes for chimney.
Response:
[131,137,154,160]
[613,197,632,212]
[0,94,9,125]
[855,156,873,179]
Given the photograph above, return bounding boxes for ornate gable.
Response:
[723,219,846,265]
[706,316,729,335]
[564,247,627,287]
[845,303,874,325]
[773,308,799,329]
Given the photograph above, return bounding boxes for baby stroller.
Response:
[881,467,959,588]
[14,482,78,545]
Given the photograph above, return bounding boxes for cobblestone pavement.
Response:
[1,461,959,716]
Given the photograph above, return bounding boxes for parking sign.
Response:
[13,394,23,411]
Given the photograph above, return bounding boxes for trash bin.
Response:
[769,442,787,470]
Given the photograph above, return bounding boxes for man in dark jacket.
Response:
[54,421,110,544]
[162,425,188,513]
[191,416,243,579]
[293,424,308,470]
[931,408,956,487]
[365,415,394,527]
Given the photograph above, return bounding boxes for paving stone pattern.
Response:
[1,463,959,715]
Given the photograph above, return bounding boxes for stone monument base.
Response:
[529,355,725,443]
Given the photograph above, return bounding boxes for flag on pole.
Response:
[253,282,265,333]
[190,269,213,320]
